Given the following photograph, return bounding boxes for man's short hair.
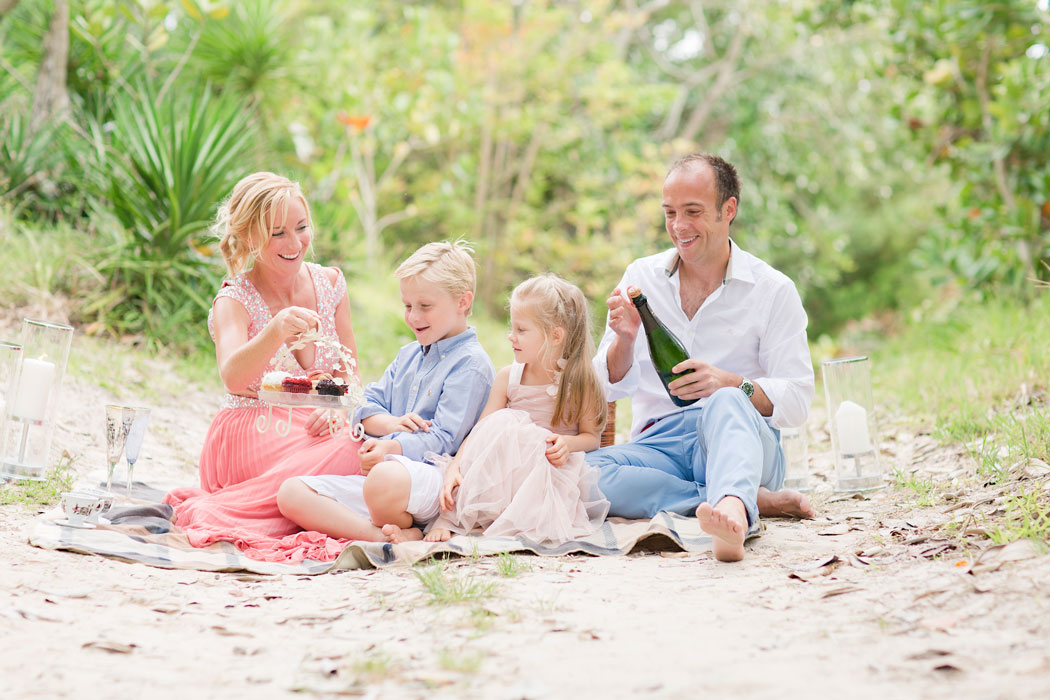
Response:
[395,239,476,313]
[668,152,741,216]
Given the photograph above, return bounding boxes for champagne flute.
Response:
[105,405,133,491]
[123,408,150,496]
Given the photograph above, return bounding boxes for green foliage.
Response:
[4,0,1050,351]
[84,82,256,347]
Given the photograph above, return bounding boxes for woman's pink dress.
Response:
[438,363,609,544]
[163,263,360,563]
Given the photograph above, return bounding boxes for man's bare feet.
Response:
[756,486,814,519]
[423,527,452,543]
[696,498,746,562]
[381,523,423,544]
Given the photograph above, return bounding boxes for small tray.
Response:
[258,389,357,410]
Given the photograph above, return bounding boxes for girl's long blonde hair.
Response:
[215,172,312,277]
[511,274,607,431]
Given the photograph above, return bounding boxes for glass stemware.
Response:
[105,405,133,491]
[123,408,150,495]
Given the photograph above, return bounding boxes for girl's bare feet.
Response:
[423,527,452,542]
[696,498,747,562]
[381,524,423,544]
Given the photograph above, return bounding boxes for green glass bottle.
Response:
[628,286,698,407]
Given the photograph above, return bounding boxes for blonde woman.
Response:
[164,172,362,562]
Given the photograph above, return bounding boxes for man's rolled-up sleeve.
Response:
[754,284,815,430]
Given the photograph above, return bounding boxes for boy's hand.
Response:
[393,412,431,433]
[544,433,569,467]
[361,413,431,436]
[358,438,402,473]
[440,464,462,512]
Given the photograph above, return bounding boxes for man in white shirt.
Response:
[587,152,814,562]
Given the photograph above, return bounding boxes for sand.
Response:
[2,319,1049,699]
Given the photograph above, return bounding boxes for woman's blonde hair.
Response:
[395,239,476,313]
[511,274,607,431]
[215,172,312,276]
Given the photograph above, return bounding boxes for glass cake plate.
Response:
[257,389,358,410]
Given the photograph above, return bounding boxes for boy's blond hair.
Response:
[395,240,476,313]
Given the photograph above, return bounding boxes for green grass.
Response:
[0,452,76,506]
[495,552,532,578]
[890,468,938,507]
[871,292,1050,544]
[350,650,395,682]
[414,562,498,606]
[987,488,1050,546]
[437,649,484,674]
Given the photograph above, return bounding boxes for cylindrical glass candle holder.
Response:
[0,341,24,476]
[780,423,810,491]
[1,319,74,481]
[822,356,882,491]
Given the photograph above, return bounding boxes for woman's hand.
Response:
[271,305,321,339]
[304,408,343,437]
[544,433,570,467]
[440,464,462,512]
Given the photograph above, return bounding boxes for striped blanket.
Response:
[28,489,758,575]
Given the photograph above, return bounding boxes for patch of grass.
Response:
[890,468,938,507]
[437,649,484,674]
[468,607,496,632]
[495,552,531,578]
[350,650,395,682]
[414,563,497,606]
[0,452,76,506]
[986,488,1050,546]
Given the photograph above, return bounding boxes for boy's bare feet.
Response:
[696,498,747,562]
[423,527,452,543]
[756,486,814,519]
[381,524,423,544]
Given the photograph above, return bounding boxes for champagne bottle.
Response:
[627,286,698,407]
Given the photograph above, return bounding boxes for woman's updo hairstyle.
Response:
[215,172,311,277]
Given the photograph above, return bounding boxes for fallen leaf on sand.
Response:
[820,585,861,598]
[907,649,952,661]
[817,524,850,536]
[83,640,136,654]
[969,539,1044,575]
[920,612,967,631]
[787,555,839,571]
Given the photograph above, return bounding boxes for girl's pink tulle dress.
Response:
[163,263,360,563]
[436,363,609,544]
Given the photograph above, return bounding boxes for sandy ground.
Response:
[2,318,1050,699]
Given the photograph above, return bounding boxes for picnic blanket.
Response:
[28,483,759,575]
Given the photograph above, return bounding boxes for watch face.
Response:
[741,379,754,397]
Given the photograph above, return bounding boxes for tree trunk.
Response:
[29,0,70,133]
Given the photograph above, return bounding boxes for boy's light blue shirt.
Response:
[353,327,495,463]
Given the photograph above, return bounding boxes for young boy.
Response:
[277,241,495,543]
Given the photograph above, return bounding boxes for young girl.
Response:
[425,274,609,545]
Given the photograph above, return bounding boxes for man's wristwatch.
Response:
[738,377,755,398]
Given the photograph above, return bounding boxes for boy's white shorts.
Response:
[298,455,443,526]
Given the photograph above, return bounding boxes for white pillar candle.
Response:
[10,358,55,422]
[835,400,872,454]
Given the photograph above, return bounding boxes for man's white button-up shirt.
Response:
[594,241,815,437]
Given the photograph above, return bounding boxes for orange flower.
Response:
[337,111,372,132]
[954,560,969,567]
